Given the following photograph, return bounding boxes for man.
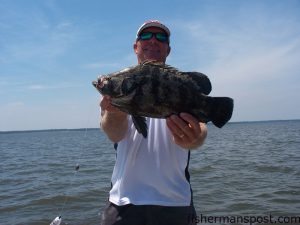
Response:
[100,20,207,225]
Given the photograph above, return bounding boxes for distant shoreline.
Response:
[0,128,100,134]
[1,119,299,133]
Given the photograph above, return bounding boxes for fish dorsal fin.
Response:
[184,72,212,95]
[141,61,181,74]
[162,64,180,74]
[141,60,163,66]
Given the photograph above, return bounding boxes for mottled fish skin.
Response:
[93,61,233,137]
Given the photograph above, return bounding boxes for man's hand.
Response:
[100,96,122,114]
[166,113,207,150]
[100,95,128,142]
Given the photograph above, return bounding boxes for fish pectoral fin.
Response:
[132,116,148,138]
[111,91,136,110]
[110,98,129,109]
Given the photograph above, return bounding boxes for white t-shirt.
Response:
[108,116,192,206]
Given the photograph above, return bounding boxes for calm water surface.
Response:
[1,120,299,225]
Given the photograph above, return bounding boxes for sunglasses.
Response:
[138,32,169,43]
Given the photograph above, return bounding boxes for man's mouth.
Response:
[143,48,161,55]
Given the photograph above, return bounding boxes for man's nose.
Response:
[149,35,158,43]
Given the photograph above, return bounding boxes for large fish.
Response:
[93,61,234,138]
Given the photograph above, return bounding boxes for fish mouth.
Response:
[97,76,109,88]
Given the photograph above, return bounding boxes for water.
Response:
[1,120,299,225]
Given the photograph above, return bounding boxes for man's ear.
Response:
[167,46,171,56]
[133,42,138,54]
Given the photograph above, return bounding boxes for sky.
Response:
[0,0,299,131]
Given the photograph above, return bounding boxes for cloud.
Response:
[0,99,99,131]
[28,85,46,90]
[0,81,84,92]
[7,22,78,61]
[27,83,83,90]
[170,6,300,121]
[83,54,137,72]
[208,38,300,86]
[6,102,25,107]
[83,62,120,70]
[0,80,9,86]
[0,3,81,64]
[173,10,300,84]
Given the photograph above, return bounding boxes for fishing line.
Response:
[50,98,98,225]
[50,163,80,225]
[7,60,97,225]
[60,164,80,215]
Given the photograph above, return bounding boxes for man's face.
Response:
[134,27,171,64]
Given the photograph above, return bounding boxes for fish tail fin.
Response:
[132,116,148,138]
[210,97,234,128]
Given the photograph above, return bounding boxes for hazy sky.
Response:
[0,0,299,131]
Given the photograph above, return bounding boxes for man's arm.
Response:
[166,113,207,150]
[100,96,128,143]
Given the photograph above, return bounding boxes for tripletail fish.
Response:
[93,61,234,138]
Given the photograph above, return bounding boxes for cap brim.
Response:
[136,21,170,39]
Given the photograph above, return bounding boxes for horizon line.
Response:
[1,118,299,133]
